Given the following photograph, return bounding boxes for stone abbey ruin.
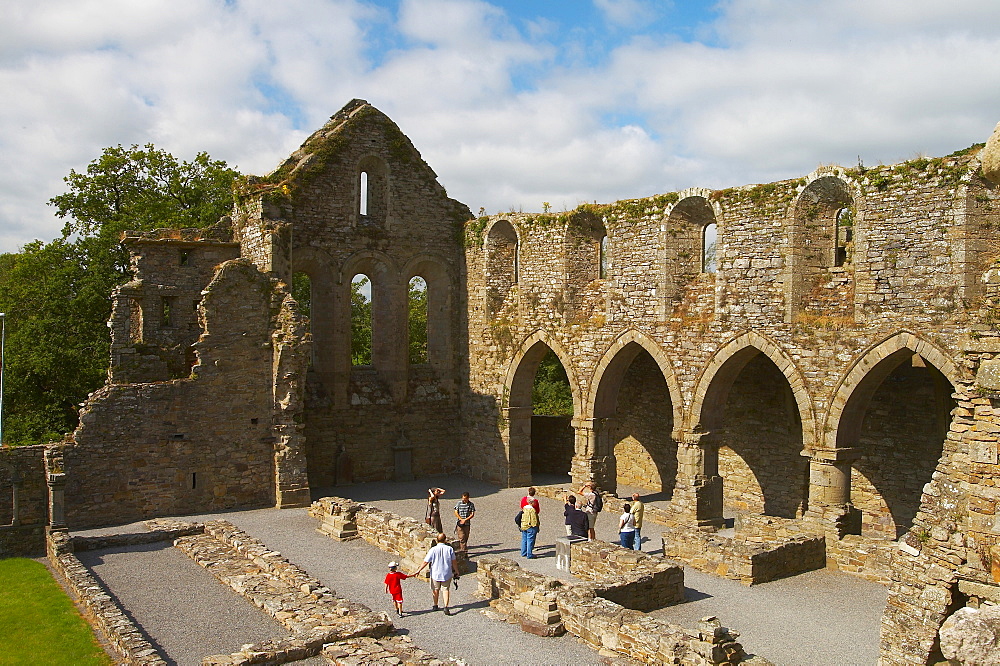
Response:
[3,98,1000,663]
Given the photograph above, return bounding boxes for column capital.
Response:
[804,447,861,463]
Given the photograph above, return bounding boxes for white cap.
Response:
[388,561,398,568]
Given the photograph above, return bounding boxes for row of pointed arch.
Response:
[506,327,962,451]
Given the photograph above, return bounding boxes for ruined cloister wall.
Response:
[462,155,996,537]
[0,444,47,556]
[461,150,1000,664]
[59,259,279,529]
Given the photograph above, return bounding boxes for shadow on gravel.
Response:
[684,587,713,602]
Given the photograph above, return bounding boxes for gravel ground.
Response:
[74,474,888,665]
[75,541,319,666]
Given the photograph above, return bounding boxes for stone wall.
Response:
[476,555,762,664]
[0,444,47,556]
[60,259,279,529]
[531,415,574,476]
[569,538,685,611]
[310,497,469,575]
[661,525,826,586]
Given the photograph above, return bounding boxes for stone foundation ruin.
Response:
[5,102,1000,664]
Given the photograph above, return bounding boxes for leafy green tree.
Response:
[351,276,372,366]
[408,277,428,364]
[0,145,239,444]
[532,350,573,416]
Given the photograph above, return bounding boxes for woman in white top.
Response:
[618,503,637,549]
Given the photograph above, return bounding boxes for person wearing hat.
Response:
[384,561,411,616]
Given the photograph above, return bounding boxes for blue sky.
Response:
[2,0,1000,252]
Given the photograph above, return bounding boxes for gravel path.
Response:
[74,474,888,665]
[75,541,312,666]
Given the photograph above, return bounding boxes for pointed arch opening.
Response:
[834,347,956,539]
[292,271,313,367]
[698,346,807,519]
[592,341,677,498]
[485,220,518,316]
[506,338,579,486]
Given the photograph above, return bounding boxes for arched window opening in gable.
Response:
[292,272,313,366]
[702,222,718,274]
[359,171,369,216]
[599,234,610,279]
[485,220,519,315]
[351,273,372,366]
[835,207,854,267]
[357,156,388,225]
[408,276,428,365]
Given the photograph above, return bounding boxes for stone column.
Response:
[569,417,616,494]
[804,447,861,537]
[274,424,311,509]
[673,430,724,530]
[505,406,533,487]
[47,472,67,529]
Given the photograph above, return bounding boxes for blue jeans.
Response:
[521,526,538,558]
[619,531,635,549]
[633,528,642,551]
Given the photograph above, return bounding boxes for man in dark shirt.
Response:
[564,494,589,539]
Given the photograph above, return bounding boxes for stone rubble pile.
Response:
[476,555,767,665]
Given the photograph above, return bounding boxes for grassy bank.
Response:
[0,558,111,665]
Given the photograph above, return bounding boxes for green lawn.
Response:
[0,558,111,665]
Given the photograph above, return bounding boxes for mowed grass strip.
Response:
[0,557,111,665]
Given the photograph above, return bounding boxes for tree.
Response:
[0,145,239,444]
[408,277,428,365]
[532,351,573,416]
[351,276,372,366]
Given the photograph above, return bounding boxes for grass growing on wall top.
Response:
[0,558,111,665]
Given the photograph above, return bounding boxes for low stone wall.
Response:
[661,519,826,586]
[534,484,685,530]
[570,539,685,611]
[477,556,766,665]
[46,528,168,665]
[177,519,393,664]
[310,497,469,575]
[824,534,897,585]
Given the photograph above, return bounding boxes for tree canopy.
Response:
[0,144,239,445]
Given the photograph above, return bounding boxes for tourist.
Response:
[564,495,589,539]
[520,486,540,515]
[425,487,445,533]
[383,561,411,617]
[412,533,460,615]
[618,503,637,549]
[453,491,476,553]
[578,481,602,540]
[563,494,577,536]
[519,501,539,558]
[630,492,645,551]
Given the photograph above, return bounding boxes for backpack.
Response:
[593,492,603,513]
[514,510,523,528]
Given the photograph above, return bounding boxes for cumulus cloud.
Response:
[2,0,1000,252]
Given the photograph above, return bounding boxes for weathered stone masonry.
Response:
[29,103,1000,664]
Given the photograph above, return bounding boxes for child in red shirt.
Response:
[384,562,411,616]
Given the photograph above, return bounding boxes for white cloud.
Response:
[2,0,1000,252]
[593,0,658,29]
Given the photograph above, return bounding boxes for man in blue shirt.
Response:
[413,533,460,615]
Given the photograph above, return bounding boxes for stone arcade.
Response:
[3,100,1000,664]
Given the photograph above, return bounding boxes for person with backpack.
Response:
[519,501,539,558]
[578,481,602,541]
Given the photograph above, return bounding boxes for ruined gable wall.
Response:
[60,259,276,528]
[235,103,472,486]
